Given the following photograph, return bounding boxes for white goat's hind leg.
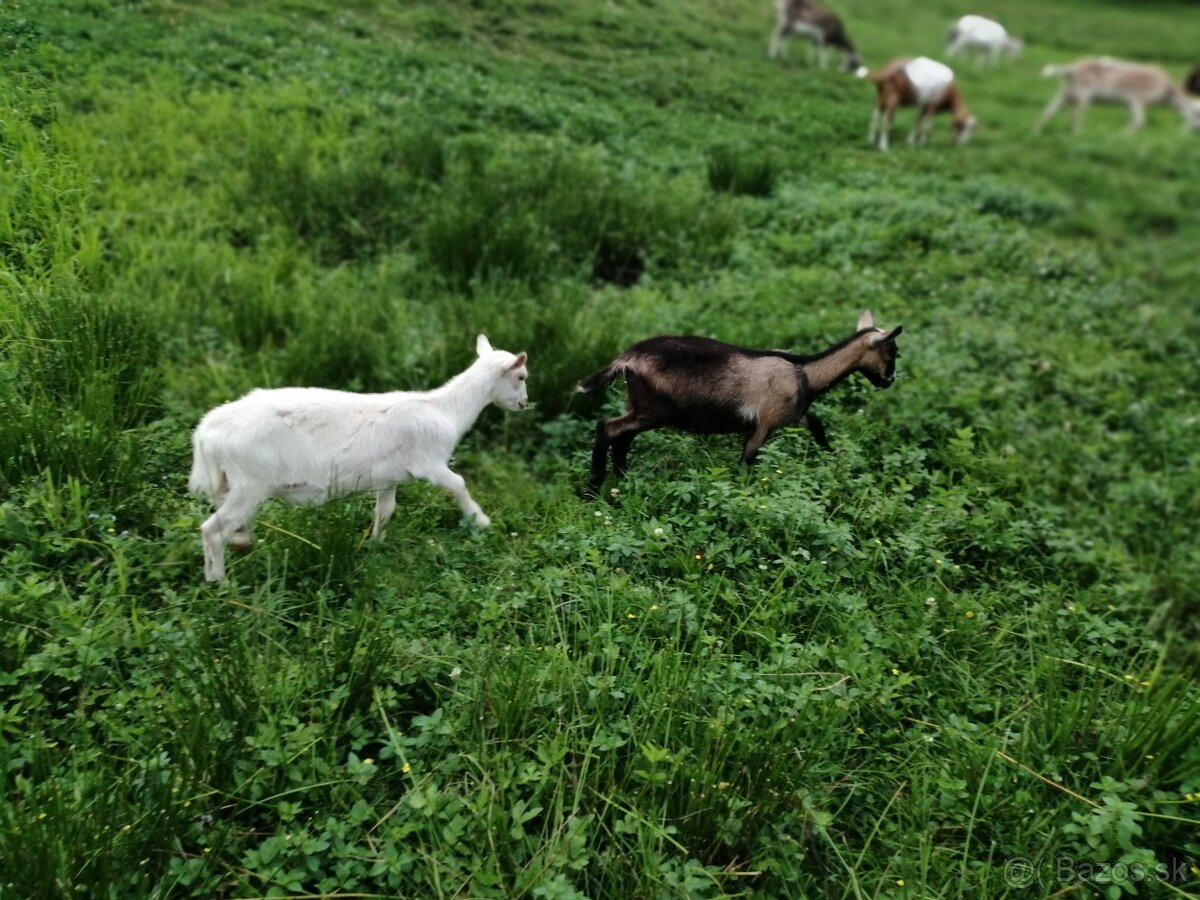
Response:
[372,487,397,540]
[211,474,251,551]
[418,464,490,529]
[200,487,268,581]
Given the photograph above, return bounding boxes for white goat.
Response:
[188,335,529,581]
[945,15,1022,62]
[1035,57,1200,133]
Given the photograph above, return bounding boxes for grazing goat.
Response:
[189,335,528,581]
[945,15,1023,62]
[579,310,903,497]
[865,57,976,150]
[1034,57,1200,133]
[768,0,864,73]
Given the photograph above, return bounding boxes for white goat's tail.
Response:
[188,437,224,500]
[1041,63,1069,78]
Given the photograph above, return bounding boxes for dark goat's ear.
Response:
[869,325,903,347]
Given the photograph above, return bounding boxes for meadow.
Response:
[1,0,1198,896]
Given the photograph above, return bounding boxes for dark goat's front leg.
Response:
[801,413,831,450]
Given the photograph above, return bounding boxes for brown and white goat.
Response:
[865,57,976,150]
[1034,58,1200,134]
[768,0,863,73]
[579,310,903,497]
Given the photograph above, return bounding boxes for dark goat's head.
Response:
[855,309,904,388]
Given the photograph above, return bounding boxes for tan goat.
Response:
[1035,57,1200,134]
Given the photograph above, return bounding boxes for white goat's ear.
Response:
[509,352,527,370]
[476,334,493,356]
[857,310,875,331]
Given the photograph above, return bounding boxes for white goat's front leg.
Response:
[418,464,490,529]
[868,107,880,146]
[372,487,397,540]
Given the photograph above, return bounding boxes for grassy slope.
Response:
[1,0,1198,897]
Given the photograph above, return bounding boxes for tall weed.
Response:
[418,145,738,289]
[0,283,162,492]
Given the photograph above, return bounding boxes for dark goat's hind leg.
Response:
[585,420,611,499]
[741,422,776,466]
[611,433,637,477]
[587,414,646,498]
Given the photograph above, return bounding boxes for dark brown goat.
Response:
[579,310,903,497]
[768,0,864,73]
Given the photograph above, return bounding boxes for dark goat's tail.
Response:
[577,360,623,394]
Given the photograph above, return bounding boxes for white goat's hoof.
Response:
[474,514,492,529]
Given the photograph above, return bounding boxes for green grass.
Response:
[1,0,1199,896]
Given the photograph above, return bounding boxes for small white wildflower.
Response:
[449,666,462,680]
[654,527,664,536]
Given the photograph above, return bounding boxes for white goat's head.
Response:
[476,334,529,411]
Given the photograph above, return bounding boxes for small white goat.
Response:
[864,57,976,151]
[945,15,1023,62]
[188,335,528,581]
[1035,57,1200,133]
